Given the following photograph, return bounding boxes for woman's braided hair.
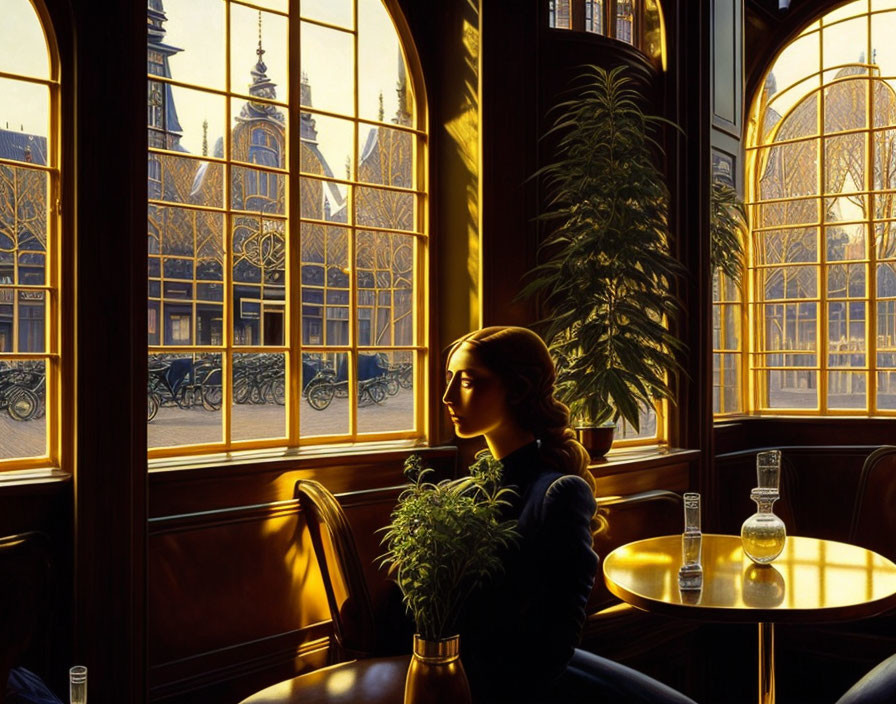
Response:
[447,326,604,534]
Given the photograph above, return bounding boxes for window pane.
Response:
[616,406,658,441]
[878,262,896,297]
[151,84,225,154]
[232,165,285,215]
[828,371,866,408]
[230,5,288,102]
[824,2,865,23]
[761,265,817,299]
[585,1,604,35]
[757,198,819,228]
[824,77,868,133]
[754,228,817,265]
[765,369,818,409]
[713,353,742,414]
[159,0,226,90]
[301,224,349,346]
[302,0,352,29]
[357,125,415,188]
[0,1,49,79]
[300,175,348,223]
[825,194,866,222]
[822,17,867,73]
[231,99,287,168]
[0,79,48,162]
[355,186,415,231]
[232,352,286,441]
[147,353,223,448]
[301,21,354,116]
[828,301,866,363]
[549,0,571,29]
[356,231,414,347]
[150,154,224,208]
[827,263,866,298]
[301,113,354,180]
[761,301,817,352]
[0,360,46,458]
[356,350,414,433]
[232,216,286,346]
[615,1,634,44]
[359,0,415,125]
[0,167,48,280]
[825,133,866,194]
[876,221,896,258]
[300,351,349,436]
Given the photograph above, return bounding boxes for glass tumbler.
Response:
[69,665,87,704]
[678,492,703,590]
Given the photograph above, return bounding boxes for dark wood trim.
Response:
[149,630,330,703]
[72,0,148,699]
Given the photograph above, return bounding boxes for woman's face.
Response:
[442,343,510,439]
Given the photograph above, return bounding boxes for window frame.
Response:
[739,0,896,419]
[0,0,63,472]
[146,0,430,460]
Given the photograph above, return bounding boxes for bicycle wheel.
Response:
[306,379,335,410]
[148,392,159,422]
[368,381,387,405]
[385,376,399,396]
[202,384,222,411]
[398,367,413,389]
[269,377,285,406]
[233,374,251,404]
[7,386,38,421]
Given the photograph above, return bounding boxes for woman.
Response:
[443,326,697,704]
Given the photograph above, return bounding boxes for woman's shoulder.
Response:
[522,471,595,523]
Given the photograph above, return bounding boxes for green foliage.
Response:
[710,179,746,285]
[519,64,684,430]
[379,453,519,641]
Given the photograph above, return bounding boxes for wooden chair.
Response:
[294,479,377,663]
[0,531,54,704]
[849,445,896,562]
[239,481,400,704]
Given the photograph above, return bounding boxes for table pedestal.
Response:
[758,621,774,704]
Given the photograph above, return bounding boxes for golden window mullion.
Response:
[348,0,360,439]
[287,0,301,448]
[223,0,234,448]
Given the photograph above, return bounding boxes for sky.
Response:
[0,0,413,166]
[0,0,50,137]
[161,0,410,164]
[764,0,896,121]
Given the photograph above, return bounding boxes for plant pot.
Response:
[577,425,615,460]
[404,634,472,704]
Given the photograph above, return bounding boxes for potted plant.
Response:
[380,454,518,704]
[710,177,746,285]
[520,64,684,457]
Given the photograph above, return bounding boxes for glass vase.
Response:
[741,489,786,564]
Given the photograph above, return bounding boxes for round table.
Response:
[603,534,896,704]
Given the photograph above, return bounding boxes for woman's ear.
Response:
[506,375,533,405]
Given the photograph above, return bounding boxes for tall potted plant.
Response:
[520,64,684,456]
[380,454,518,704]
[710,178,746,285]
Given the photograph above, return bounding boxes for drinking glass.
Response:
[755,450,782,495]
[678,492,703,590]
[69,665,87,704]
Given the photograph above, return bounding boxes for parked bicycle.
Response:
[147,355,221,422]
[0,361,45,421]
[304,353,390,411]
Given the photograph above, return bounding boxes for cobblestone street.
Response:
[0,388,415,460]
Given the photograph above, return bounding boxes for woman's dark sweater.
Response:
[458,441,599,703]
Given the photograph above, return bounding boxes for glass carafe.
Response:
[741,451,786,564]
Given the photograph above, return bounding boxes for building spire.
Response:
[236,10,285,124]
[202,119,208,156]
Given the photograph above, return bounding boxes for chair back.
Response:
[849,446,896,562]
[295,479,376,661]
[0,531,53,698]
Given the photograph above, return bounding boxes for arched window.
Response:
[744,0,896,416]
[548,0,665,67]
[146,0,427,457]
[0,0,59,470]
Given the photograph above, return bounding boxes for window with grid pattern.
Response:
[745,0,896,416]
[146,0,427,457]
[547,0,664,68]
[0,0,59,470]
